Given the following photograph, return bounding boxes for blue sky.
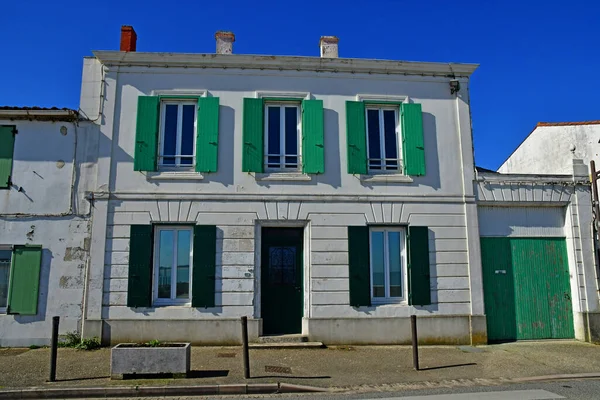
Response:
[1,0,597,169]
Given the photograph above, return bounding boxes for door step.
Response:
[258,334,308,343]
[251,334,324,349]
[249,342,325,349]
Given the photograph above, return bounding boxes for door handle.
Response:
[294,286,302,292]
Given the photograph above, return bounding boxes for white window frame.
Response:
[158,101,197,169]
[0,246,12,314]
[365,105,403,174]
[369,227,408,304]
[153,226,194,306]
[264,102,302,172]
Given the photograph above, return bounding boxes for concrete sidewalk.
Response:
[0,341,599,392]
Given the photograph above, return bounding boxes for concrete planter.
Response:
[110,343,190,379]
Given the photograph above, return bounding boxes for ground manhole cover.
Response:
[264,365,292,374]
[217,353,236,358]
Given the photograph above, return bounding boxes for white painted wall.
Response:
[0,119,99,346]
[498,124,600,175]
[80,55,482,344]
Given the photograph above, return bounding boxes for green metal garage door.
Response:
[481,237,574,342]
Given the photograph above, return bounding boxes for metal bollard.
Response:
[49,316,60,382]
[241,316,250,379]
[411,315,419,371]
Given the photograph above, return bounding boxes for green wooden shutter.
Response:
[302,99,324,174]
[192,225,217,308]
[0,125,16,188]
[196,97,220,173]
[401,103,426,176]
[127,225,153,308]
[348,226,371,307]
[134,96,159,172]
[345,101,367,174]
[408,226,431,306]
[242,98,264,173]
[7,245,42,315]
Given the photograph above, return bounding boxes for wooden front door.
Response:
[261,227,304,335]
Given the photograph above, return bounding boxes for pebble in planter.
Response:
[110,342,191,379]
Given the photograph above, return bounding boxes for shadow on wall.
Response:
[318,108,342,189]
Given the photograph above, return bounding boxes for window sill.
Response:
[255,172,312,182]
[372,300,408,306]
[153,302,192,308]
[146,171,204,181]
[360,174,413,183]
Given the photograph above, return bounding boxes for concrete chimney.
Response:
[215,31,235,54]
[120,26,137,52]
[320,36,339,58]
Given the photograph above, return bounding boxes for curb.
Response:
[0,382,328,399]
[512,372,600,383]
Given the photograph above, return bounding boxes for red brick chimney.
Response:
[120,26,137,52]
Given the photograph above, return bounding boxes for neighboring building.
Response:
[498,121,600,175]
[476,160,599,343]
[0,107,97,346]
[80,27,485,345]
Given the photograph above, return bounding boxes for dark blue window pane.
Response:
[163,104,178,165]
[181,105,195,156]
[267,107,281,158]
[285,156,298,168]
[367,109,381,169]
[383,110,398,168]
[285,107,298,156]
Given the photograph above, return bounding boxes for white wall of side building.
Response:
[0,118,98,346]
[498,123,600,175]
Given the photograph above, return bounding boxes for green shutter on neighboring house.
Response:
[0,125,16,188]
[345,101,367,174]
[196,97,220,173]
[348,226,371,307]
[242,98,264,173]
[408,226,431,306]
[7,245,42,315]
[134,96,160,172]
[302,99,324,174]
[127,225,153,308]
[401,103,426,176]
[192,225,217,308]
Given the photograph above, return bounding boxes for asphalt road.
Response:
[86,378,600,399]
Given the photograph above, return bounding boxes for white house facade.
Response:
[498,121,600,175]
[80,28,486,345]
[0,108,97,346]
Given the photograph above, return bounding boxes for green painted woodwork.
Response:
[481,237,574,342]
[345,101,367,174]
[407,226,431,306]
[401,103,426,176]
[0,125,15,188]
[301,99,324,174]
[261,227,304,334]
[192,225,217,308]
[7,245,42,315]
[127,225,153,308]
[196,97,220,173]
[242,98,264,173]
[480,237,517,342]
[348,226,371,307]
[133,96,159,171]
[511,238,574,340]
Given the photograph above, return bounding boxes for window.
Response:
[264,103,301,171]
[159,102,197,167]
[0,249,11,312]
[370,227,407,302]
[154,226,193,304]
[366,106,402,173]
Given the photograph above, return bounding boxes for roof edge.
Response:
[92,51,479,77]
[0,109,81,122]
